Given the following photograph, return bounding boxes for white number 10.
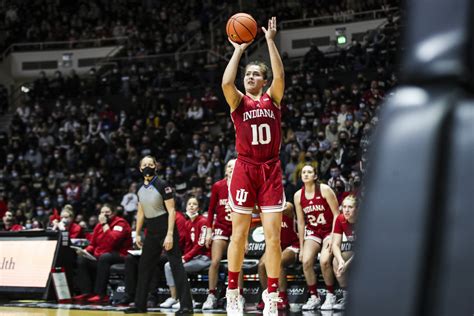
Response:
[251,123,271,145]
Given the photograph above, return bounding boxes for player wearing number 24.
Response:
[221,16,286,315]
[294,164,340,310]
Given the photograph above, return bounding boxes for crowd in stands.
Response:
[0,0,227,55]
[0,0,399,57]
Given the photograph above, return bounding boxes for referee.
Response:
[124,155,193,314]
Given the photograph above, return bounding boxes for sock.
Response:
[267,277,279,293]
[209,288,217,296]
[228,271,240,290]
[326,284,334,294]
[239,288,243,295]
[308,284,318,296]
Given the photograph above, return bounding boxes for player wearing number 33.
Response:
[294,164,340,311]
[222,16,285,316]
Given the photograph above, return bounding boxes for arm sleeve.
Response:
[101,219,131,249]
[183,220,208,262]
[154,179,174,201]
[69,223,83,239]
[85,225,98,253]
[206,183,219,227]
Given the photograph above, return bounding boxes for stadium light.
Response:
[335,27,347,46]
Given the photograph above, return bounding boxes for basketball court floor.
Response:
[0,305,343,315]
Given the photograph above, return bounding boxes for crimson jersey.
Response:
[281,214,299,249]
[301,185,334,235]
[231,92,281,163]
[182,214,211,262]
[334,213,356,252]
[207,178,232,232]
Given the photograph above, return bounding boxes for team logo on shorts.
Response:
[235,189,249,205]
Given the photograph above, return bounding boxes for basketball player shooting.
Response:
[222,16,285,316]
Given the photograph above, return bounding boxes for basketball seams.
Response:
[232,18,245,44]
[236,16,258,37]
[234,18,256,39]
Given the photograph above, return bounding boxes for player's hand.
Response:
[98,214,108,225]
[228,37,253,51]
[337,260,346,277]
[205,236,212,248]
[135,235,143,249]
[298,251,304,263]
[262,16,277,41]
[163,234,173,251]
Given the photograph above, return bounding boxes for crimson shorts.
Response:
[212,222,232,241]
[304,225,332,244]
[228,157,285,214]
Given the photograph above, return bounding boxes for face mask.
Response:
[193,140,199,145]
[170,154,177,160]
[187,154,193,159]
[141,166,155,177]
[336,186,344,192]
[330,171,340,178]
[57,197,64,204]
[318,135,325,141]
[25,223,32,229]
[37,210,44,216]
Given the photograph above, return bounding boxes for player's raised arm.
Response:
[221,39,252,111]
[262,16,285,107]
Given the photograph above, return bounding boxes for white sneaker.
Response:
[302,294,321,310]
[333,296,346,310]
[262,289,281,316]
[321,292,337,310]
[171,300,197,309]
[226,288,243,315]
[159,297,178,308]
[239,295,246,311]
[202,293,217,310]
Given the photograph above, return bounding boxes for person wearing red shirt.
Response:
[257,202,300,311]
[294,165,339,311]
[222,16,286,316]
[1,210,23,231]
[73,203,132,304]
[50,204,84,238]
[331,195,358,311]
[160,197,211,309]
[175,210,191,253]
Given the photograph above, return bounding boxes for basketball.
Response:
[226,13,258,44]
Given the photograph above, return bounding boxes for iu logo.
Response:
[235,189,249,206]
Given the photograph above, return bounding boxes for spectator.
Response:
[50,204,84,238]
[161,197,210,309]
[121,182,138,225]
[73,203,132,304]
[1,210,23,231]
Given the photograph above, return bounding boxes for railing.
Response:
[100,49,230,70]
[177,4,235,53]
[1,36,129,61]
[247,7,399,62]
[280,7,399,30]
